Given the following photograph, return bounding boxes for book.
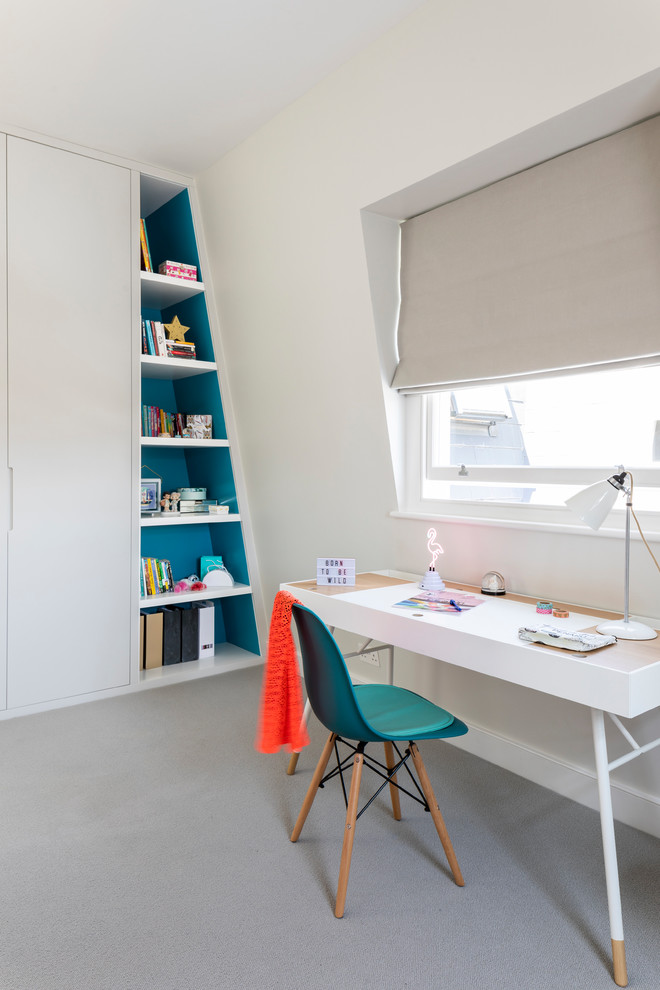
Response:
[153,321,167,357]
[145,320,156,355]
[139,219,153,272]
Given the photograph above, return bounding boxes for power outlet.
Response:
[360,650,381,667]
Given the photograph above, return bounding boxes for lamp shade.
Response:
[565,479,619,530]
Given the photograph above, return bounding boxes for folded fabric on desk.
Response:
[519,623,617,651]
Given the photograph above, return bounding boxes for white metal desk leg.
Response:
[591,708,628,987]
[286,698,312,775]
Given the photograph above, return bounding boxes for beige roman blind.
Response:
[392,115,660,393]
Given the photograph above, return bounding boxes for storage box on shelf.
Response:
[139,174,261,678]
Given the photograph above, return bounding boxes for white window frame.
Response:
[400,393,660,536]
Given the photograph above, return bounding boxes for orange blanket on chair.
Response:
[255,590,310,754]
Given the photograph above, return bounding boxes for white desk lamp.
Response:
[565,469,657,640]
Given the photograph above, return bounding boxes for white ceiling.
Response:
[0,0,427,176]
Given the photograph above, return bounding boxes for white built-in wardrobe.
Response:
[2,134,133,711]
[2,130,264,718]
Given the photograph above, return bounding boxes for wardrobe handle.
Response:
[8,466,13,531]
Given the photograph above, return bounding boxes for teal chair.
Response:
[290,603,468,918]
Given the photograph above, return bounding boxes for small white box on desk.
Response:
[316,558,356,586]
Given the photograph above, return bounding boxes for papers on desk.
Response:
[518,623,616,651]
[393,590,484,613]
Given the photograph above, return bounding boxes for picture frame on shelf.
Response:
[140,478,161,515]
[186,414,212,439]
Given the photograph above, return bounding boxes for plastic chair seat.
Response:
[354,684,468,741]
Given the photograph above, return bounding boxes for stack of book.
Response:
[179,499,218,514]
[141,557,174,596]
[165,339,196,360]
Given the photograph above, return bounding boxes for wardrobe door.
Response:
[6,138,133,708]
[0,133,6,711]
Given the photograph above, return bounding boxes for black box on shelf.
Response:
[176,605,199,663]
[160,606,182,665]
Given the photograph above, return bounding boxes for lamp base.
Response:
[419,568,445,592]
[596,618,657,641]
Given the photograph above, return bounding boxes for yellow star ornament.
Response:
[164,315,190,342]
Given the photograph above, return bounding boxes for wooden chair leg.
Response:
[383,741,402,820]
[286,699,312,775]
[335,748,364,918]
[410,742,464,887]
[286,752,300,775]
[291,732,336,842]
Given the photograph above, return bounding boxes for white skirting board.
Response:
[448,722,660,841]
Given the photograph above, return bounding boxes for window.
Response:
[405,364,660,523]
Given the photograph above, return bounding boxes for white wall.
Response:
[196,0,660,835]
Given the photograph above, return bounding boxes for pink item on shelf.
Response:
[158,260,197,281]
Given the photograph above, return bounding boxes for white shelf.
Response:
[141,436,229,448]
[140,270,205,307]
[140,582,251,607]
[141,355,217,380]
[139,642,262,686]
[141,512,240,526]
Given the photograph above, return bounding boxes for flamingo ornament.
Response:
[419,527,446,591]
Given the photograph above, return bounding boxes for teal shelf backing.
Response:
[140,598,258,657]
[141,375,227,439]
[139,445,237,507]
[143,189,201,279]
[141,519,249,588]
[221,595,260,654]
[161,294,213,364]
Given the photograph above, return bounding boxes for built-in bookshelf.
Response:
[138,174,261,681]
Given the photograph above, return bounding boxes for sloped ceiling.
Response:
[0,0,427,174]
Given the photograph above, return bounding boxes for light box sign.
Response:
[316,558,356,586]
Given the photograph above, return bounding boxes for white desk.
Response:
[281,572,660,987]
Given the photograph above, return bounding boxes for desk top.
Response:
[281,573,660,718]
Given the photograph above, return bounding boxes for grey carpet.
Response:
[1,666,659,989]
